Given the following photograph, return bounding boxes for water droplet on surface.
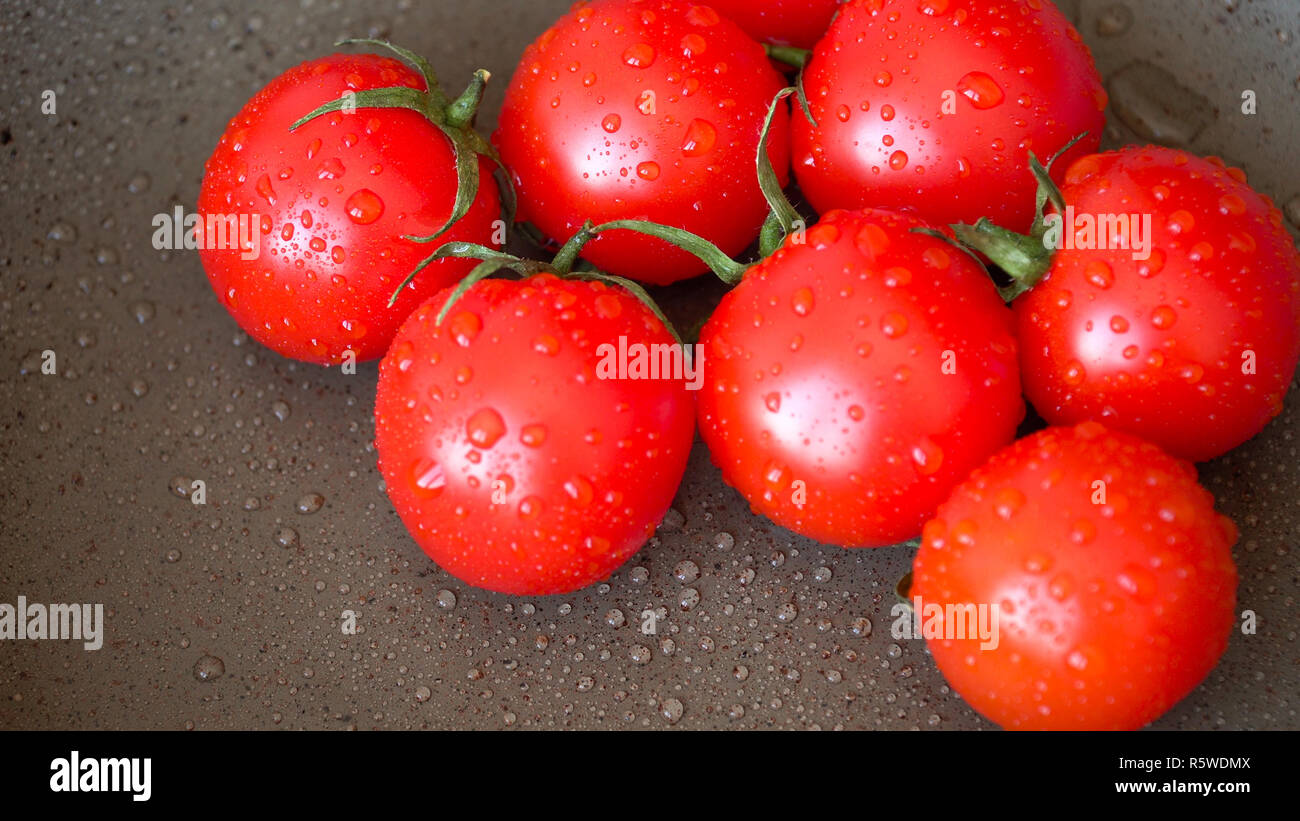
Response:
[467,408,507,449]
[295,492,324,514]
[681,118,717,156]
[1096,4,1133,36]
[660,698,684,724]
[622,43,656,68]
[436,589,457,609]
[345,189,384,224]
[1107,61,1213,147]
[956,71,1005,109]
[193,655,225,682]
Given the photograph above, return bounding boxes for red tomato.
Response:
[1015,147,1300,462]
[791,0,1106,232]
[374,275,696,595]
[912,422,1239,730]
[697,208,1023,547]
[198,53,501,365]
[495,0,790,285]
[707,0,843,49]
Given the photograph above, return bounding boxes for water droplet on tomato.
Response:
[994,487,1026,520]
[956,71,1005,109]
[345,189,384,224]
[881,311,909,338]
[564,476,595,507]
[467,408,506,449]
[681,33,707,57]
[393,340,415,372]
[636,161,660,180]
[1063,360,1086,385]
[1166,209,1195,234]
[255,174,277,205]
[450,311,482,346]
[686,5,720,25]
[533,334,560,355]
[520,424,548,447]
[1150,305,1177,329]
[316,157,345,180]
[764,392,781,413]
[681,118,717,156]
[622,43,656,68]
[1084,260,1113,289]
[410,458,446,499]
[888,150,908,170]
[911,438,944,475]
[791,287,815,316]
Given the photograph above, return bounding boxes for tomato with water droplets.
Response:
[374,274,695,594]
[912,422,1239,730]
[1014,147,1300,462]
[706,0,844,49]
[198,53,502,365]
[791,0,1106,232]
[495,0,790,285]
[697,208,1024,547]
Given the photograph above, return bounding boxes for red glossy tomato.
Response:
[707,0,843,49]
[791,0,1106,232]
[1015,147,1300,462]
[912,422,1239,730]
[198,53,501,365]
[495,0,790,285]
[697,208,1024,547]
[374,274,696,595]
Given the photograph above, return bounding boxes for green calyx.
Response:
[288,39,514,307]
[424,237,685,347]
[757,83,816,257]
[943,132,1091,302]
[763,43,812,69]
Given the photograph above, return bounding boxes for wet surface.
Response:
[0,0,1297,729]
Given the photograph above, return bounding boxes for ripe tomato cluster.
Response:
[197,1,1300,730]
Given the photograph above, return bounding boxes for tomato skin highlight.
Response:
[913,422,1239,730]
[198,54,502,365]
[494,0,790,285]
[1016,147,1300,462]
[697,208,1024,547]
[791,0,1106,232]
[374,275,696,595]
[706,0,843,49]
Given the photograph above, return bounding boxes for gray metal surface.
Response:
[1,0,1296,730]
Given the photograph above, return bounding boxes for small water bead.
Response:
[775,602,798,622]
[630,645,652,664]
[713,531,735,550]
[660,698,684,725]
[436,589,457,609]
[673,560,700,583]
[271,400,291,422]
[274,527,299,548]
[414,686,432,702]
[130,300,156,323]
[679,588,701,610]
[193,655,225,682]
[605,609,625,628]
[813,566,833,582]
[295,493,324,514]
